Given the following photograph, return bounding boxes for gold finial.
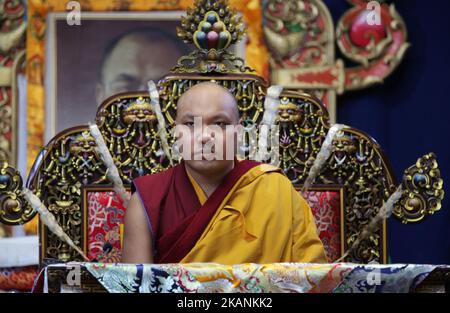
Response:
[172,0,253,74]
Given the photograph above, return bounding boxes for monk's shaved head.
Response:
[176,82,239,123]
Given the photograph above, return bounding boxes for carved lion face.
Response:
[277,98,302,125]
[123,99,156,125]
[332,132,356,159]
[70,132,96,156]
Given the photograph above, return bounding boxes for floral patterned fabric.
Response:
[75,262,440,293]
[86,191,129,262]
[0,266,39,291]
[303,190,342,262]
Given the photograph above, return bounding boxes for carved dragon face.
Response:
[123,99,156,125]
[70,132,97,156]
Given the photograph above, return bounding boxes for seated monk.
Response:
[121,82,327,264]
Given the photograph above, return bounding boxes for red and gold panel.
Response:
[82,186,130,263]
[299,186,344,262]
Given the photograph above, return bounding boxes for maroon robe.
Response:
[132,159,260,263]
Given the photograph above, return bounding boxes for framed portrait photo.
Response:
[44,11,187,140]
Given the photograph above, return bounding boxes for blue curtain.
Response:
[323,0,450,264]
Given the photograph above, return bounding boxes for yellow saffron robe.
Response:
[181,164,328,264]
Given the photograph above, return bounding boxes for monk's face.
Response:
[175,83,239,175]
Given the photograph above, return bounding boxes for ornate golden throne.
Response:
[0,0,444,266]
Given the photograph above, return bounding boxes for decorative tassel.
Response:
[302,124,347,194]
[148,81,173,166]
[22,188,90,262]
[89,123,130,208]
[256,85,283,163]
[335,185,403,263]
